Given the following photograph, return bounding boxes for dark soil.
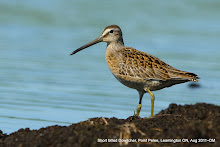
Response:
[0,103,219,147]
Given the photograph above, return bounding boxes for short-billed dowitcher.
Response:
[70,25,199,117]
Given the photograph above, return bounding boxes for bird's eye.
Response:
[109,30,114,33]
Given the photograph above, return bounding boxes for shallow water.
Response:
[0,0,220,134]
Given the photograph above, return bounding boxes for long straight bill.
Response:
[70,36,103,55]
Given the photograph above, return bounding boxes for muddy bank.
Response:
[0,103,219,147]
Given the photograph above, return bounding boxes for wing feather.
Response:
[117,47,199,81]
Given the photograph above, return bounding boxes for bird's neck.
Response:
[106,40,125,53]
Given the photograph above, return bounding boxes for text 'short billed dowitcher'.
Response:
[70,25,199,117]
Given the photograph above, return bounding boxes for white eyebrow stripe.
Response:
[102,28,120,36]
[102,28,112,36]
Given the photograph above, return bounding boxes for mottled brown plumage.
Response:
[70,25,200,117]
[106,47,199,91]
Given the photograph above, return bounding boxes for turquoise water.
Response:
[0,1,220,134]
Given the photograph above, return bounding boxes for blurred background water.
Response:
[0,0,220,134]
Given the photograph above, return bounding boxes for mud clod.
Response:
[0,103,219,147]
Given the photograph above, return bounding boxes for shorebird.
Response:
[70,25,199,117]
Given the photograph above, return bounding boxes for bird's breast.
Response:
[105,51,146,90]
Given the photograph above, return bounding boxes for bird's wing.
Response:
[117,47,199,81]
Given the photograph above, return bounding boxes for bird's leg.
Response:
[136,91,144,116]
[136,104,141,116]
[145,88,155,117]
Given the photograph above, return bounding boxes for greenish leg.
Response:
[136,104,141,116]
[145,88,155,117]
[136,91,144,116]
